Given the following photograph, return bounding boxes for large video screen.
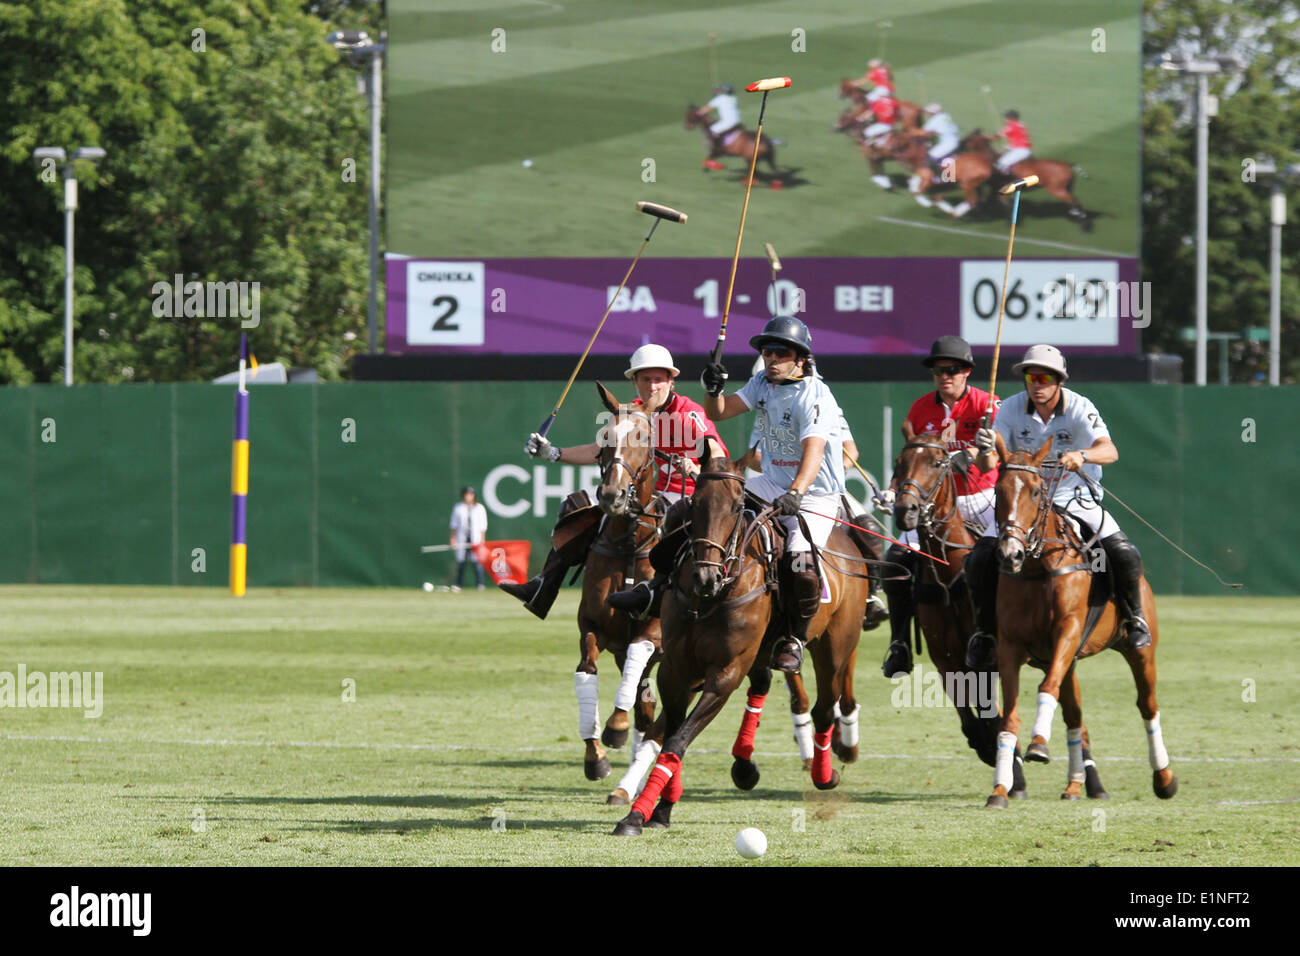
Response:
[386,0,1140,357]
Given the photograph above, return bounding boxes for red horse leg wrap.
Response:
[812,726,834,786]
[631,753,682,818]
[731,693,767,761]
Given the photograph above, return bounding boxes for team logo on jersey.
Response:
[1017,426,1033,442]
[1056,429,1072,444]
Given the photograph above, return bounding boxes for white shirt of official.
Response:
[707,94,741,136]
[923,112,959,159]
[450,501,488,560]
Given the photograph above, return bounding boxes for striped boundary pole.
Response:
[230,333,250,596]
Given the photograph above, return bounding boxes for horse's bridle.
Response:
[598,408,657,518]
[895,441,962,539]
[998,461,1068,560]
[687,471,750,582]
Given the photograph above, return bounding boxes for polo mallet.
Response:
[877,20,893,60]
[707,33,720,89]
[763,241,782,313]
[980,84,1001,128]
[537,201,687,437]
[710,76,792,367]
[983,175,1040,426]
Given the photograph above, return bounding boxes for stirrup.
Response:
[771,637,804,673]
[606,581,654,618]
[1124,616,1151,650]
[882,640,912,678]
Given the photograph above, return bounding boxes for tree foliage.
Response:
[0,0,378,383]
[1142,0,1300,382]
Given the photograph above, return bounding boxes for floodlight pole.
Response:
[1268,179,1285,386]
[1194,71,1210,387]
[368,51,382,355]
[63,172,76,386]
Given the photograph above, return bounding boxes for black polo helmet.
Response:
[461,485,475,497]
[1004,109,1020,120]
[922,335,974,369]
[750,316,812,356]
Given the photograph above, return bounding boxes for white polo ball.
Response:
[734,827,767,859]
[422,581,434,592]
[521,158,533,167]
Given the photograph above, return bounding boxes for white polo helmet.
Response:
[625,344,680,379]
[925,102,943,114]
[1012,344,1069,381]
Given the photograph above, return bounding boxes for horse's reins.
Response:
[678,471,778,618]
[593,409,664,574]
[999,462,1095,578]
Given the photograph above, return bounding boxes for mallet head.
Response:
[746,77,792,92]
[999,175,1040,195]
[763,242,782,272]
[636,201,687,223]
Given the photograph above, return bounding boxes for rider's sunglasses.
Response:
[761,346,794,358]
[1024,372,1057,386]
[931,364,967,377]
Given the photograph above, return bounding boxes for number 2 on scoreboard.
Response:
[432,295,459,331]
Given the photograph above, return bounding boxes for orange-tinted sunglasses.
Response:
[1024,372,1057,385]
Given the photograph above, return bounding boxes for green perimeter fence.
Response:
[0,382,1290,595]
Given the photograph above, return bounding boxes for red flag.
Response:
[473,540,531,585]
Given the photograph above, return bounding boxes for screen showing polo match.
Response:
[386,0,1141,357]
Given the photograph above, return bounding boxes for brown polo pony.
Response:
[961,132,1090,228]
[892,428,1028,797]
[837,78,922,131]
[573,383,666,800]
[986,434,1177,808]
[613,453,869,836]
[684,105,781,185]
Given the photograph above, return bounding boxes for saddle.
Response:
[552,490,602,553]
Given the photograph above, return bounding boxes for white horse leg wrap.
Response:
[1145,711,1170,771]
[907,175,921,192]
[871,174,891,189]
[574,672,599,741]
[618,736,661,797]
[838,704,861,749]
[1031,692,1058,742]
[994,731,1017,792]
[792,711,814,761]
[613,640,654,713]
[1066,727,1085,783]
[952,201,972,217]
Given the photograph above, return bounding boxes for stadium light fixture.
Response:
[1157,52,1246,385]
[1252,159,1300,385]
[327,29,387,355]
[31,144,107,386]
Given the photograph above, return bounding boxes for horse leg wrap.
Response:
[613,640,655,713]
[1066,727,1085,783]
[1144,711,1169,772]
[792,711,814,761]
[837,704,861,749]
[618,735,661,798]
[811,727,834,785]
[630,753,681,819]
[731,693,766,761]
[994,731,1017,792]
[574,672,600,741]
[1031,692,1058,743]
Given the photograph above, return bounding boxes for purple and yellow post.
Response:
[230,333,250,596]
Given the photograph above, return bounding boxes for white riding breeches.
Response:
[997,147,1030,171]
[745,472,839,552]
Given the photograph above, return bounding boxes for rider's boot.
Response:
[1100,532,1151,650]
[964,536,999,670]
[772,554,820,673]
[881,544,917,677]
[606,498,689,619]
[499,544,575,620]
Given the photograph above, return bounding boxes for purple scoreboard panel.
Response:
[386,256,1140,358]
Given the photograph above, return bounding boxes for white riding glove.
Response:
[974,427,996,454]
[525,433,562,462]
[874,488,896,512]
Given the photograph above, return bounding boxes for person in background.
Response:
[450,485,488,591]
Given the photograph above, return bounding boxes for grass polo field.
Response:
[388,0,1140,260]
[0,586,1293,866]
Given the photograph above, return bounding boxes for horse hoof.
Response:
[1060,791,1081,801]
[585,756,612,781]
[801,758,813,772]
[731,757,760,791]
[812,769,841,791]
[601,726,629,750]
[1025,742,1050,763]
[612,811,644,837]
[606,788,630,806]
[1009,789,1028,800]
[646,798,674,829]
[1088,789,1110,800]
[832,742,857,764]
[1153,770,1178,800]
[986,794,1009,809]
